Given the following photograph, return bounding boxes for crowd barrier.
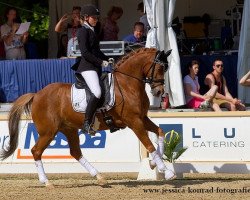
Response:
[0,110,250,174]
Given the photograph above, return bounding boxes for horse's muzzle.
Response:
[151,86,164,97]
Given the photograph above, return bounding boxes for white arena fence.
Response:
[0,111,250,174]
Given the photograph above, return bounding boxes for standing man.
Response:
[205,58,245,111]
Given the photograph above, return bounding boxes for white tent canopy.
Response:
[237,0,250,104]
[145,0,185,107]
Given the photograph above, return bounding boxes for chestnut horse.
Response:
[0,48,175,186]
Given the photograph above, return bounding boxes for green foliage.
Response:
[20,4,49,41]
[163,130,188,163]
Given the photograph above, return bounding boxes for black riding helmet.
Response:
[82,5,100,16]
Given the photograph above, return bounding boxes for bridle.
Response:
[113,50,170,86]
[112,49,170,108]
[144,50,169,86]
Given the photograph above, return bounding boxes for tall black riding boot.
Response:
[82,95,100,135]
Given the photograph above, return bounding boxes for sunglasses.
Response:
[215,64,224,68]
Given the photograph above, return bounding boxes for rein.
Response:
[113,50,166,85]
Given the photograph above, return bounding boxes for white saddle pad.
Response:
[71,73,115,113]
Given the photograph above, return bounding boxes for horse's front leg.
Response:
[143,116,165,169]
[130,118,175,180]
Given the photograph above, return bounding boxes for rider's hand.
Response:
[108,58,114,64]
[101,60,109,67]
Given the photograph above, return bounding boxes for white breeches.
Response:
[81,70,101,98]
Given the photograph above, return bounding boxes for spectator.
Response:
[55,6,82,57]
[205,58,246,111]
[0,26,5,59]
[57,34,68,58]
[183,60,220,111]
[239,70,250,87]
[123,22,146,44]
[0,7,28,60]
[137,2,149,36]
[100,6,123,41]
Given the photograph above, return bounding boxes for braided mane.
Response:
[116,48,157,68]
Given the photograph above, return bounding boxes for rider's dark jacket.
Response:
[72,24,108,76]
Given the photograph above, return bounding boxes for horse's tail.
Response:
[0,93,35,160]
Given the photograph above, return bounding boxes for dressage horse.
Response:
[0,48,175,186]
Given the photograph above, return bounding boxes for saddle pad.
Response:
[71,73,115,113]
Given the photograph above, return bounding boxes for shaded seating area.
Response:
[0,54,238,103]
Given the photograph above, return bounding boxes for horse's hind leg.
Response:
[31,131,57,187]
[143,116,165,169]
[131,118,175,180]
[62,127,107,185]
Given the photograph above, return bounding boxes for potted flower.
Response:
[162,130,188,175]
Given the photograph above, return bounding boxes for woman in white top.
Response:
[183,60,220,111]
[0,7,28,60]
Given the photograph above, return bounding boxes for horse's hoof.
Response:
[45,181,55,189]
[96,174,108,186]
[164,169,176,180]
[149,160,156,170]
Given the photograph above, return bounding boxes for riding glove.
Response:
[108,58,114,64]
[101,61,109,67]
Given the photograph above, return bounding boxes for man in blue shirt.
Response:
[123,22,146,44]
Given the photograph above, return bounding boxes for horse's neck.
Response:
[120,54,147,77]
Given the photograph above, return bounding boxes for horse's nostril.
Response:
[156,90,161,96]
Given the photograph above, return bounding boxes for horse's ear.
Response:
[165,49,172,57]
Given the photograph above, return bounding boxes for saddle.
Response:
[72,72,120,133]
[74,72,111,108]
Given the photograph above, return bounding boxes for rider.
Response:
[74,5,110,135]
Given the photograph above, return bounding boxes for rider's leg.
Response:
[81,70,101,135]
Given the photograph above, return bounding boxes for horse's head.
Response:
[144,49,172,97]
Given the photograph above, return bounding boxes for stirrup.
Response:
[82,121,96,136]
[101,109,120,133]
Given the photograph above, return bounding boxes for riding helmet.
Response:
[82,5,100,16]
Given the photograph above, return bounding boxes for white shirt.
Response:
[0,23,26,59]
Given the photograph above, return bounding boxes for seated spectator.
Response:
[0,7,28,60]
[123,22,146,44]
[183,60,220,111]
[55,6,82,57]
[137,2,149,36]
[239,70,250,86]
[100,6,123,41]
[205,58,246,111]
